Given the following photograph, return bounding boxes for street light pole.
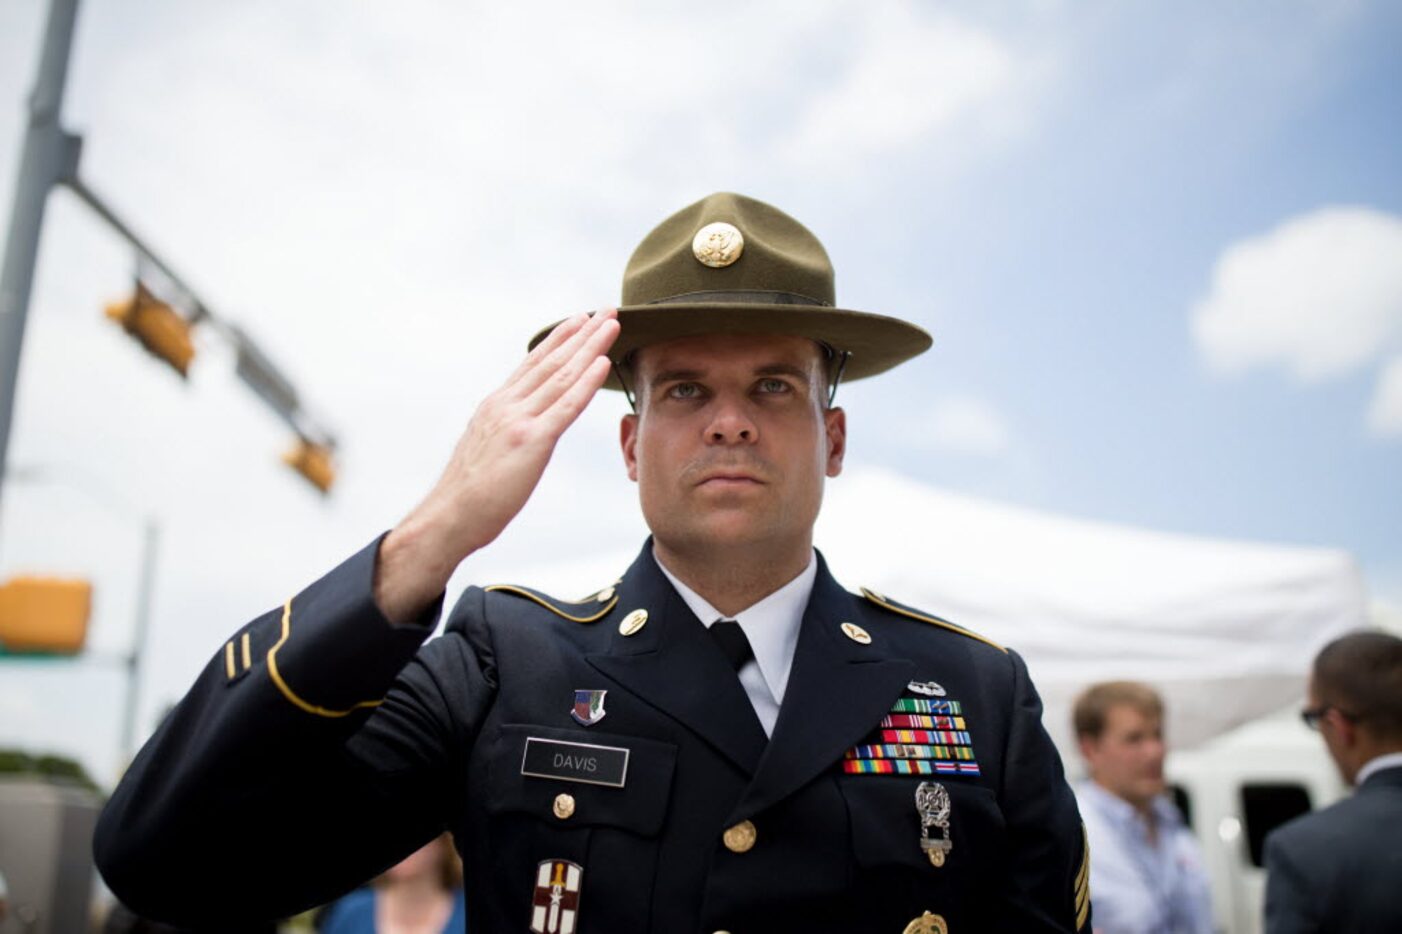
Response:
[118,518,158,766]
[5,464,160,773]
[0,0,83,528]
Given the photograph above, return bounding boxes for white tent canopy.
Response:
[487,466,1368,759]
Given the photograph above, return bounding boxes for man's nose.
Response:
[706,398,758,444]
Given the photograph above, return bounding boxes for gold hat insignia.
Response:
[692,221,744,268]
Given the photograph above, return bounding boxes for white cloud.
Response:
[1368,354,1402,438]
[1191,206,1402,381]
[923,395,1012,456]
[779,5,1020,168]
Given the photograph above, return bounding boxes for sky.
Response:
[0,0,1399,786]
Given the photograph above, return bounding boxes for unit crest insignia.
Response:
[570,689,608,727]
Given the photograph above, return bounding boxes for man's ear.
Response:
[824,406,847,478]
[620,413,640,482]
[1078,736,1099,773]
[1329,708,1360,748]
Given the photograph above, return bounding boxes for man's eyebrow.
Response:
[755,363,813,383]
[648,368,706,385]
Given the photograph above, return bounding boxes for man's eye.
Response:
[667,383,701,399]
[758,378,789,394]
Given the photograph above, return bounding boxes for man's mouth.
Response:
[697,472,764,487]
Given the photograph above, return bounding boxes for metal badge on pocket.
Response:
[916,781,953,868]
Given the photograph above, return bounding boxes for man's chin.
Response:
[657,514,781,552]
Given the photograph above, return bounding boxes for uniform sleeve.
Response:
[1263,828,1321,934]
[993,649,1091,932]
[93,536,495,926]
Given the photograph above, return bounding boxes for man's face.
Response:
[1080,704,1167,810]
[619,332,846,559]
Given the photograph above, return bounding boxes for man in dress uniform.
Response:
[95,193,1090,933]
[1263,630,1402,933]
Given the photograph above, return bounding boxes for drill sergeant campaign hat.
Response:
[529,192,933,396]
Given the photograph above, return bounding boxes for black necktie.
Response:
[709,619,755,672]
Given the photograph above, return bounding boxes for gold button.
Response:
[552,793,575,820]
[692,221,744,268]
[596,586,616,602]
[841,621,872,645]
[619,608,648,636]
[903,911,948,934]
[722,819,756,853]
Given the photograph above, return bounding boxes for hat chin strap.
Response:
[827,349,851,407]
[614,360,639,413]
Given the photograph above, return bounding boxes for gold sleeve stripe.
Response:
[485,585,619,623]
[859,588,1007,653]
[224,641,236,679]
[266,598,384,718]
[1076,823,1090,885]
[1075,823,1091,930]
[240,632,252,671]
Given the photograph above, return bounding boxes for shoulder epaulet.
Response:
[858,586,1006,653]
[484,582,619,623]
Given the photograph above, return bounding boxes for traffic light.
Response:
[105,282,196,378]
[0,576,93,656]
[282,439,336,494]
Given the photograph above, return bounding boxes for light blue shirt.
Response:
[1076,780,1214,934]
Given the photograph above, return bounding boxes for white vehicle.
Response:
[1166,711,1346,934]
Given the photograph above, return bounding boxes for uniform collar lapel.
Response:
[585,541,769,775]
[737,553,915,819]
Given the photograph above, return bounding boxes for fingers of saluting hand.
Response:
[518,308,620,416]
[504,310,590,392]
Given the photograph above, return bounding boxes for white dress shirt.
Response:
[1356,750,1402,786]
[654,548,816,737]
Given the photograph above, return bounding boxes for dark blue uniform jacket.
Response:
[94,537,1090,932]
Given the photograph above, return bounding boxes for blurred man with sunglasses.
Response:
[1264,630,1402,933]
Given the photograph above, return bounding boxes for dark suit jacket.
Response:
[95,537,1088,932]
[1264,763,1402,933]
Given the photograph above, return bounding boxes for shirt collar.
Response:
[1356,751,1402,786]
[653,547,816,708]
[1078,778,1184,830]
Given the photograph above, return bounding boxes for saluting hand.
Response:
[374,308,621,624]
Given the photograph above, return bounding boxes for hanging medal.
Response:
[915,781,953,868]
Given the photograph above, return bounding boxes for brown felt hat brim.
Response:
[530,303,932,392]
[527,193,934,390]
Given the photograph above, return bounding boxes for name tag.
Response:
[521,737,630,788]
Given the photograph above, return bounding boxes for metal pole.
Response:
[0,0,83,532]
[119,518,159,767]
